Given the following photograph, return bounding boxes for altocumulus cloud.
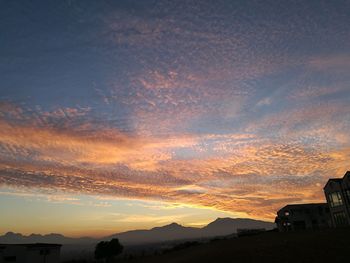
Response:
[1,0,350,220]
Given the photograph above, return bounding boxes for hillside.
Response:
[127,228,350,263]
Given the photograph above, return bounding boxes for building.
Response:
[0,244,61,263]
[275,203,331,232]
[323,171,350,227]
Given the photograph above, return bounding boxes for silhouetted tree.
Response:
[95,238,123,262]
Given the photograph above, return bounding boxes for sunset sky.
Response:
[1,0,350,237]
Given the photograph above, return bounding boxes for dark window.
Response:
[345,189,350,203]
[333,211,348,227]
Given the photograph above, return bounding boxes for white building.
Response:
[0,243,61,263]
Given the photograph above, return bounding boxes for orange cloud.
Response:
[1,109,349,220]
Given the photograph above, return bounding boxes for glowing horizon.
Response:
[1,0,350,237]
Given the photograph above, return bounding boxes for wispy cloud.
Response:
[308,54,350,73]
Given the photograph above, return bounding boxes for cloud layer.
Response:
[1,0,350,222]
[1,98,349,219]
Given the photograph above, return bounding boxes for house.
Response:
[323,171,350,227]
[0,243,61,263]
[275,203,331,232]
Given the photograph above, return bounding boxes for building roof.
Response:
[323,171,350,189]
[323,178,343,189]
[287,203,328,206]
[278,203,328,212]
[328,178,343,182]
[344,171,350,178]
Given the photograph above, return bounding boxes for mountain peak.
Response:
[150,222,184,231]
[161,222,183,229]
[168,222,181,226]
[208,217,233,225]
[214,217,231,222]
[4,232,22,237]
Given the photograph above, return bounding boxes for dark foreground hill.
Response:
[126,228,350,263]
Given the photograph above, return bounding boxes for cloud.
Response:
[256,97,272,107]
[1,102,350,220]
[289,85,348,100]
[0,189,82,206]
[1,1,350,223]
[308,54,350,73]
[107,213,187,224]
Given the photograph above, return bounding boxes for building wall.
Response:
[26,248,60,263]
[324,174,350,227]
[0,245,60,263]
[276,204,331,232]
[1,246,27,263]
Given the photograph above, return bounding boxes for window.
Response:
[333,212,348,227]
[345,189,350,203]
[328,192,343,207]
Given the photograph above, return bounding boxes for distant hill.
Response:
[107,223,202,245]
[0,232,95,245]
[106,217,274,245]
[201,217,275,237]
[0,218,275,245]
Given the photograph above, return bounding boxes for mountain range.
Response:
[0,218,275,245]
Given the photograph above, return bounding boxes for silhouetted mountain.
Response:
[107,218,274,245]
[0,218,275,245]
[202,217,275,237]
[0,232,95,244]
[107,222,202,245]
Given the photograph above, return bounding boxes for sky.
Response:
[1,0,350,237]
